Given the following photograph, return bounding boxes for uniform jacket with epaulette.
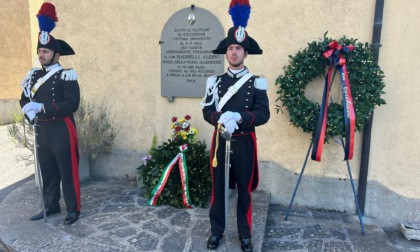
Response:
[202,68,270,134]
[20,66,80,122]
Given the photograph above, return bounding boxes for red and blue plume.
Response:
[36,2,58,33]
[229,0,251,28]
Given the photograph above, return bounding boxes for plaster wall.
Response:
[0,0,32,100]
[368,0,420,199]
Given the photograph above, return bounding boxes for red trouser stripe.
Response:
[64,117,81,211]
[246,132,258,234]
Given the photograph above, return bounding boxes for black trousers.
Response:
[209,134,256,238]
[36,118,80,213]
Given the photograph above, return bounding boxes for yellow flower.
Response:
[171,123,175,129]
[191,127,198,135]
[179,118,186,123]
[180,131,187,140]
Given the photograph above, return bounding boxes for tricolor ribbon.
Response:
[311,41,356,161]
[148,144,194,208]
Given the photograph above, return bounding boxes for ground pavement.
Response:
[1,124,419,251]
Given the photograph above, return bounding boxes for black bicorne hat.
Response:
[212,0,262,55]
[36,2,75,56]
[212,27,262,55]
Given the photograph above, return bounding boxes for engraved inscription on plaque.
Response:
[161,6,224,101]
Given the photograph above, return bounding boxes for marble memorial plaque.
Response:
[161,6,224,101]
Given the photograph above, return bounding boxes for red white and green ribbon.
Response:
[148,144,194,208]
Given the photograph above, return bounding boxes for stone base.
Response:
[400,223,420,241]
[78,154,90,182]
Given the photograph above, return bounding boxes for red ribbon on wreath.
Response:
[311,41,356,161]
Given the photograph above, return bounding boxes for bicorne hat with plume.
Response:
[37,2,75,56]
[212,0,262,55]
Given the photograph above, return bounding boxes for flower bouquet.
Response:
[171,115,198,143]
[137,115,211,208]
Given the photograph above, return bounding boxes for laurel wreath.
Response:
[275,35,386,139]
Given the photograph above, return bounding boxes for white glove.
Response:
[22,102,44,114]
[223,119,238,134]
[218,111,241,124]
[25,110,36,122]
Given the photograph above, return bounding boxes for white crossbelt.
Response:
[30,65,63,97]
[217,73,253,112]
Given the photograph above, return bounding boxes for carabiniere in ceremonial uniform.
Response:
[201,2,270,249]
[20,2,81,225]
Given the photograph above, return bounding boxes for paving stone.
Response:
[141,219,169,236]
[170,211,191,228]
[60,223,96,238]
[303,224,332,239]
[264,227,301,239]
[330,229,347,241]
[302,239,323,252]
[82,212,120,225]
[161,230,187,251]
[123,212,154,224]
[101,204,138,213]
[109,227,137,238]
[127,231,159,250]
[191,219,211,237]
[97,220,130,231]
[154,206,183,219]
[262,239,305,251]
[109,195,135,204]
[136,197,149,205]
[324,240,353,251]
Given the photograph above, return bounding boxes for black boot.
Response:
[63,211,80,225]
[207,234,223,250]
[239,236,253,252]
[29,204,61,221]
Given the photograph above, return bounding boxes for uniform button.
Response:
[219,91,221,93]
[53,81,55,83]
[52,117,55,119]
[249,80,252,82]
[31,82,33,84]
[241,131,244,134]
[52,88,54,90]
[33,99,36,101]
[55,76,57,78]
[246,99,249,101]
[53,99,55,101]
[52,94,55,96]
[248,86,251,88]
[245,106,248,108]
[247,92,250,95]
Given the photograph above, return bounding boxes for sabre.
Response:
[21,74,47,222]
[218,124,234,251]
[33,117,47,222]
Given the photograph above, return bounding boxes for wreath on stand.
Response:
[275,34,386,140]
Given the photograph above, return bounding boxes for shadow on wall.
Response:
[258,160,420,229]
